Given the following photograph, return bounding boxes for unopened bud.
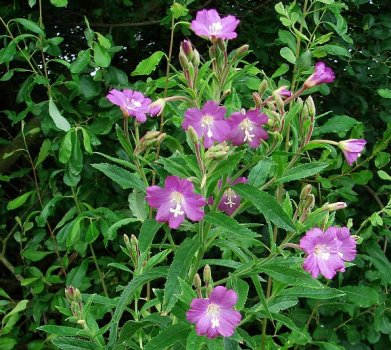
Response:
[324,202,347,211]
[65,286,74,303]
[156,133,166,143]
[187,125,199,144]
[305,194,315,209]
[193,273,202,289]
[300,184,312,200]
[124,234,132,253]
[144,131,161,141]
[203,264,212,284]
[77,319,86,327]
[252,92,262,106]
[234,44,249,58]
[179,50,189,70]
[209,46,216,60]
[216,38,225,51]
[275,86,292,99]
[273,91,284,111]
[301,104,309,119]
[192,49,200,67]
[258,80,268,96]
[222,89,231,98]
[131,234,138,252]
[181,40,193,59]
[305,96,316,116]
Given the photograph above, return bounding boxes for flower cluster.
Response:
[182,101,268,149]
[300,226,357,279]
[186,286,241,338]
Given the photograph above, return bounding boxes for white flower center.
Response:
[126,98,142,110]
[209,22,223,35]
[201,115,214,138]
[170,192,184,218]
[240,118,255,142]
[223,188,237,208]
[314,244,330,260]
[207,303,220,329]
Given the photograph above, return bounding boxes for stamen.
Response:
[224,188,237,207]
[314,244,330,260]
[170,202,184,218]
[170,192,184,218]
[209,22,223,35]
[240,118,255,142]
[201,115,214,138]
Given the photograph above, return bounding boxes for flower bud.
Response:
[124,234,132,253]
[187,125,199,144]
[131,234,139,254]
[192,49,200,67]
[179,50,189,70]
[305,194,315,210]
[301,104,309,120]
[144,130,161,141]
[252,92,262,106]
[193,273,202,289]
[234,44,249,58]
[273,91,284,111]
[324,202,347,211]
[181,40,194,59]
[258,80,268,96]
[305,96,316,116]
[274,86,292,99]
[203,264,212,285]
[156,133,166,144]
[216,38,225,51]
[149,99,165,117]
[300,184,312,200]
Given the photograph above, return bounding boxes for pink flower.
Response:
[335,227,357,271]
[300,227,344,279]
[338,139,366,165]
[146,176,206,229]
[107,89,152,123]
[148,98,165,117]
[275,86,292,98]
[217,177,247,215]
[186,286,241,338]
[191,9,240,41]
[304,62,335,88]
[228,109,268,148]
[182,101,230,148]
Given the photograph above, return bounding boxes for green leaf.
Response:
[108,267,168,347]
[59,130,73,164]
[37,325,82,337]
[132,51,165,76]
[50,0,68,7]
[2,300,28,324]
[144,322,191,350]
[163,238,201,313]
[70,50,90,73]
[13,18,44,36]
[7,191,34,210]
[48,98,71,132]
[280,47,296,64]
[170,3,189,19]
[378,170,391,181]
[119,315,171,342]
[248,159,273,187]
[235,184,295,231]
[93,42,111,67]
[0,42,17,64]
[106,218,139,241]
[364,240,391,285]
[283,286,345,299]
[96,33,111,49]
[81,127,93,154]
[277,162,328,184]
[186,329,206,350]
[313,115,358,136]
[91,163,146,192]
[51,337,97,350]
[378,88,391,99]
[320,44,351,57]
[22,248,52,261]
[36,139,52,166]
[204,212,259,239]
[138,219,162,257]
[341,285,379,307]
[271,63,289,78]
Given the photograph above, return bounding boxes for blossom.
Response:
[217,177,247,215]
[304,62,335,88]
[335,227,357,271]
[275,86,292,98]
[148,98,165,117]
[146,176,206,229]
[191,9,240,41]
[228,109,268,148]
[182,101,230,148]
[106,89,152,123]
[300,227,344,279]
[338,139,366,165]
[186,286,241,338]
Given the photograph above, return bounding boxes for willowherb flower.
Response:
[217,177,247,215]
[304,62,335,88]
[106,89,152,123]
[182,101,230,148]
[338,139,366,166]
[186,286,241,338]
[335,227,357,271]
[148,98,165,117]
[146,176,206,229]
[275,86,292,98]
[228,109,268,148]
[300,227,344,280]
[191,9,240,41]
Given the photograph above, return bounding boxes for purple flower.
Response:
[146,176,206,229]
[300,227,344,279]
[149,98,165,117]
[338,139,366,165]
[107,89,152,123]
[304,62,335,88]
[191,9,240,41]
[228,109,268,148]
[186,286,241,338]
[218,177,247,215]
[182,101,230,148]
[335,227,357,271]
[275,86,292,98]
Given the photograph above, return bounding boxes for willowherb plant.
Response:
[47,5,368,350]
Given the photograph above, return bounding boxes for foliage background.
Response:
[1,0,391,349]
